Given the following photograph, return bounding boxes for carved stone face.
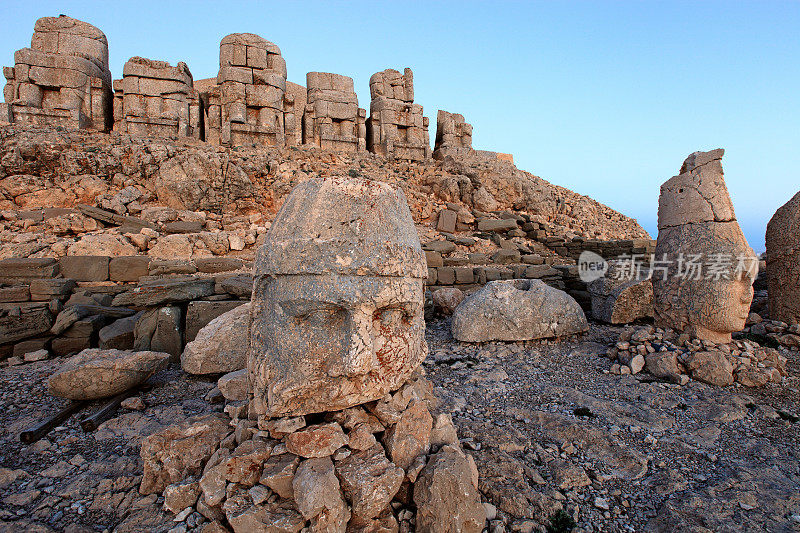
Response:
[654,221,757,344]
[248,177,428,417]
[250,273,426,417]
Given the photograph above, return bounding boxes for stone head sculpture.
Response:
[249,177,428,417]
[653,149,758,343]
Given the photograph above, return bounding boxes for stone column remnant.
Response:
[367,68,430,161]
[249,176,428,417]
[203,33,287,147]
[1,15,112,131]
[433,110,473,159]
[112,57,202,139]
[283,80,307,147]
[766,191,800,324]
[652,149,758,343]
[303,72,365,152]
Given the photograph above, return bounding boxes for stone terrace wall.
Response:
[0,251,571,363]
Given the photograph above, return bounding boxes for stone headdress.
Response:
[256,176,427,279]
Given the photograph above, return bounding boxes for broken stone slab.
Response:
[414,444,485,533]
[334,444,404,523]
[181,302,250,374]
[218,369,248,402]
[108,256,150,282]
[50,304,134,335]
[148,259,197,276]
[588,261,654,324]
[48,348,170,400]
[58,255,109,282]
[29,278,77,301]
[215,273,253,297]
[98,313,140,350]
[140,414,231,495]
[292,456,350,530]
[452,279,588,342]
[163,220,203,234]
[194,257,245,274]
[285,422,347,458]
[111,276,215,308]
[0,302,54,344]
[0,285,31,303]
[185,300,246,342]
[477,218,518,232]
[0,257,59,280]
[78,204,158,231]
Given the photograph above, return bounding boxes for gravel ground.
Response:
[0,319,798,532]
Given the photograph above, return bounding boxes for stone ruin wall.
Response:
[1,15,512,163]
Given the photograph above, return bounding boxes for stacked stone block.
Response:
[1,15,112,131]
[367,68,430,161]
[283,81,306,147]
[112,57,202,139]
[434,110,473,159]
[204,33,287,147]
[303,72,365,152]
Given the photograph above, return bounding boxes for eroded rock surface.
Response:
[653,149,758,344]
[452,279,588,342]
[48,348,170,400]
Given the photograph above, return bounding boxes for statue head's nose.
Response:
[341,307,377,377]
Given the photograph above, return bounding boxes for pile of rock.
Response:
[740,313,800,349]
[140,370,485,533]
[606,325,787,387]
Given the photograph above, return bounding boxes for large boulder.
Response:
[588,260,653,324]
[181,302,250,374]
[652,149,758,343]
[451,279,588,342]
[48,348,170,400]
[766,190,800,324]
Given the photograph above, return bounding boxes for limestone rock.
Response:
[432,287,464,316]
[163,480,200,514]
[451,279,588,342]
[218,369,248,401]
[48,348,170,400]
[588,260,653,324]
[68,234,137,256]
[226,502,305,533]
[384,400,432,471]
[652,150,758,343]
[293,456,350,533]
[259,454,300,499]
[685,351,734,386]
[766,190,800,324]
[334,444,404,523]
[140,414,230,495]
[285,422,347,459]
[112,276,215,308]
[250,178,427,417]
[181,302,250,374]
[413,445,485,533]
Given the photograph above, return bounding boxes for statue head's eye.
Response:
[296,307,343,325]
[374,306,411,325]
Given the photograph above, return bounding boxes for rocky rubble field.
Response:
[0,320,797,533]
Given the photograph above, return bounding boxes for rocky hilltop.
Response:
[0,124,647,254]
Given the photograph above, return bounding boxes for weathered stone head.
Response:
[250,177,428,417]
[653,149,758,343]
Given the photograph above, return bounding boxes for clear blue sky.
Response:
[2,1,798,251]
